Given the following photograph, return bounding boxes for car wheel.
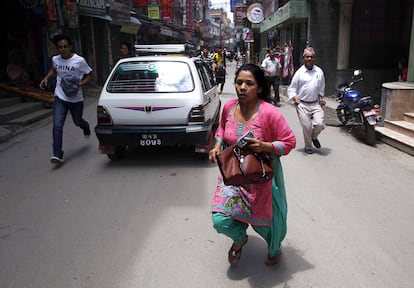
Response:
[107,146,127,161]
[194,131,215,160]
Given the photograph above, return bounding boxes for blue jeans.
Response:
[52,97,89,158]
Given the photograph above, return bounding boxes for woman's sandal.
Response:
[228,235,248,265]
[265,252,282,265]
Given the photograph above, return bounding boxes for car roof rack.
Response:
[134,44,197,57]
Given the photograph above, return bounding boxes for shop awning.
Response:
[93,14,113,21]
[130,16,142,25]
[121,16,142,34]
[78,1,112,22]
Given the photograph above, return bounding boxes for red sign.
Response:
[186,0,193,28]
[235,6,247,20]
[161,0,172,20]
[134,0,148,7]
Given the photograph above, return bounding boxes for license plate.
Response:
[139,134,162,146]
[363,109,376,117]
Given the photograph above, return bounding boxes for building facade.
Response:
[255,0,414,98]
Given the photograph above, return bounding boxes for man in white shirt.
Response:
[287,47,326,154]
[261,49,282,106]
[40,34,93,164]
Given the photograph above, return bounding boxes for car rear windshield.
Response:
[107,61,195,93]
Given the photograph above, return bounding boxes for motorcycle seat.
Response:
[360,96,372,102]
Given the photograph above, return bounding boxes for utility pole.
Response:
[219,21,222,47]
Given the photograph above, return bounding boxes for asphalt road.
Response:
[1,61,414,288]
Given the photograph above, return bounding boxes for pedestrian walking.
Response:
[212,47,226,94]
[287,47,326,154]
[208,64,296,266]
[398,58,408,81]
[261,49,282,106]
[200,47,210,60]
[39,34,93,164]
[282,42,294,84]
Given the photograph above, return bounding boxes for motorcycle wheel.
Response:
[362,120,376,146]
[336,108,347,125]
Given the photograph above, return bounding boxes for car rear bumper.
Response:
[95,123,213,147]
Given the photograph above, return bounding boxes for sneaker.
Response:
[312,138,321,148]
[304,148,314,154]
[83,121,91,139]
[275,102,281,107]
[50,156,64,164]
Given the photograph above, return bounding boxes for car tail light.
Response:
[97,105,113,125]
[188,104,206,124]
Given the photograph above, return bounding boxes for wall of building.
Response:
[307,0,340,94]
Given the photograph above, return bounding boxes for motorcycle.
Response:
[335,69,379,146]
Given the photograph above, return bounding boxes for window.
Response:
[107,61,194,93]
[195,60,216,92]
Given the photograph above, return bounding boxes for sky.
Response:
[209,0,233,20]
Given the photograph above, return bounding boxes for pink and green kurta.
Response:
[211,98,296,232]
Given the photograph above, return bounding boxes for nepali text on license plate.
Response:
[363,109,376,117]
[139,134,162,146]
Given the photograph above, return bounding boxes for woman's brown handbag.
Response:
[216,145,273,186]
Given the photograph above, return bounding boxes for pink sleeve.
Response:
[260,102,296,156]
[215,99,238,143]
[215,109,225,142]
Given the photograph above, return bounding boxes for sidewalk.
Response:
[0,86,101,143]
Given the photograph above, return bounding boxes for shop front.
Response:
[137,18,182,45]
[259,0,308,70]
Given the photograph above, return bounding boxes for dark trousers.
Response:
[266,76,280,103]
[52,97,89,158]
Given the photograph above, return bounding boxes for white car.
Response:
[95,44,221,160]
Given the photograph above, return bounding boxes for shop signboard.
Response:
[234,6,246,26]
[246,3,264,24]
[78,0,107,17]
[148,6,160,19]
[242,27,254,43]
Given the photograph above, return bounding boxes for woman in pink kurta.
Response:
[209,64,296,266]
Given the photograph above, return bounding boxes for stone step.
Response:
[0,96,22,108]
[0,102,44,124]
[384,119,414,138]
[404,112,414,124]
[7,108,52,126]
[375,126,414,157]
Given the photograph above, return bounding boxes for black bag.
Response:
[216,144,273,186]
[61,74,80,97]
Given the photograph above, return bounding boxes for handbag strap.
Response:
[233,146,271,182]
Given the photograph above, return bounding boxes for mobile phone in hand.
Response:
[236,131,254,148]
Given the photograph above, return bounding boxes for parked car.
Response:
[95,44,221,160]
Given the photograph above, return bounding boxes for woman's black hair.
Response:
[234,63,271,102]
